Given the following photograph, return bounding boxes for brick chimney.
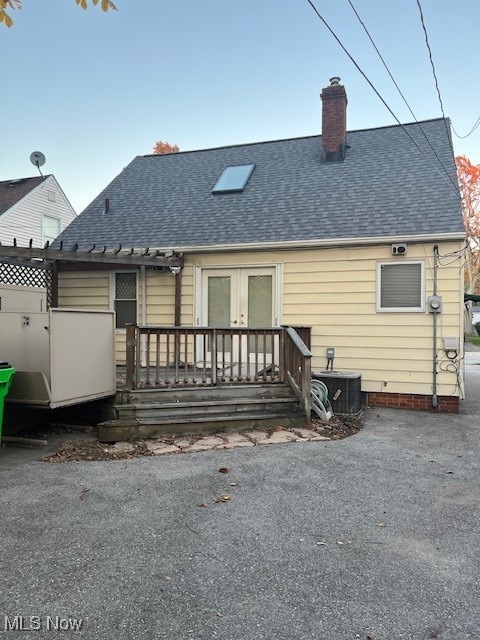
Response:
[320,76,348,162]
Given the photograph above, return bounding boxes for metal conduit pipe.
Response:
[432,245,439,408]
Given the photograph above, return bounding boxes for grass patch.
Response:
[465,335,480,347]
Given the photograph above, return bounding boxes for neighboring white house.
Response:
[0,175,76,246]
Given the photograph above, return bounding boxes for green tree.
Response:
[0,0,117,28]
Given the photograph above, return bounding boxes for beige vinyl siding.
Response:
[284,243,462,396]
[182,241,463,398]
[57,240,464,396]
[0,175,76,246]
[145,269,176,325]
[58,271,110,308]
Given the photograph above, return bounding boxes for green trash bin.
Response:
[0,361,15,443]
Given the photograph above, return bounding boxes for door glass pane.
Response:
[248,275,272,326]
[115,272,137,329]
[208,276,231,351]
[115,300,137,329]
[208,277,230,326]
[248,275,273,353]
[116,273,137,299]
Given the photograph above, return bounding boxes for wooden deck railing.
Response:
[125,324,312,415]
[282,326,312,416]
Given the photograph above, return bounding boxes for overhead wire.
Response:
[304,0,460,197]
[346,0,460,195]
[415,0,456,156]
[452,117,480,140]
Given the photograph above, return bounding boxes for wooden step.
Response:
[125,383,294,405]
[115,397,299,420]
[98,410,307,442]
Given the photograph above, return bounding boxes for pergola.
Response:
[0,241,184,323]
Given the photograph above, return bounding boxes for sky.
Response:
[1,0,479,214]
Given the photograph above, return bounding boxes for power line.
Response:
[452,117,480,139]
[304,0,460,197]
[346,0,459,194]
[415,0,455,155]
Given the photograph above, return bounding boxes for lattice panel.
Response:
[0,263,54,308]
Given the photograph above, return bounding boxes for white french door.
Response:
[199,267,277,367]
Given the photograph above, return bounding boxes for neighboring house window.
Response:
[42,214,60,244]
[377,261,424,312]
[114,272,137,329]
[48,190,56,202]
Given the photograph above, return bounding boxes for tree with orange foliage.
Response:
[0,0,117,28]
[456,155,480,295]
[153,141,180,155]
[456,155,480,334]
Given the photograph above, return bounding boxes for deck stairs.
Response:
[98,383,307,442]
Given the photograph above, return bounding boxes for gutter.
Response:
[151,232,465,255]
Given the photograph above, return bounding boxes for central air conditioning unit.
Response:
[312,371,362,415]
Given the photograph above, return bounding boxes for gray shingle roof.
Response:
[56,119,463,250]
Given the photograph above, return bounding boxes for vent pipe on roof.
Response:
[320,77,348,163]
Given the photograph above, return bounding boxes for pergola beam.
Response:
[0,244,183,268]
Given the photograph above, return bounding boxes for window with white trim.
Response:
[376,261,424,312]
[114,272,137,329]
[42,214,60,245]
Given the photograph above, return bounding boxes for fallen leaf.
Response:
[165,576,171,581]
[197,503,208,508]
[376,523,387,528]
[336,541,344,546]
[443,470,454,474]
[316,541,326,546]
[214,493,230,503]
[216,612,224,618]
[218,467,229,474]
[229,482,238,487]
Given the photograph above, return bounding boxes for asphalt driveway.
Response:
[1,353,479,640]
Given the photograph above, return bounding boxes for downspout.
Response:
[432,245,439,408]
[141,266,147,367]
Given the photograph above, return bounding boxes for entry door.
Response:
[200,267,276,363]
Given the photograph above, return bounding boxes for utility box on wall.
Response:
[312,371,362,415]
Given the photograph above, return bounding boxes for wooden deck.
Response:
[98,325,313,441]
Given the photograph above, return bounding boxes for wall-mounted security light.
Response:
[391,243,407,256]
[169,266,181,275]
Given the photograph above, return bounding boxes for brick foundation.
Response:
[367,392,459,414]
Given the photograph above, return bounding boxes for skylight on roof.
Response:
[212,164,255,194]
